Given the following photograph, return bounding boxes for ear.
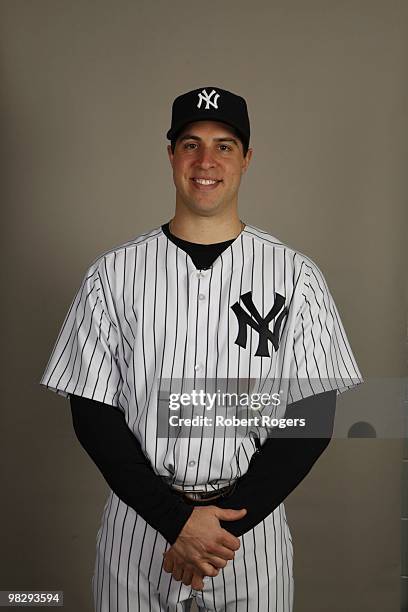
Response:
[242,147,253,173]
[167,144,174,167]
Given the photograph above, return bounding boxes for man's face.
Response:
[167,121,252,217]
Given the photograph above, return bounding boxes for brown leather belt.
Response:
[173,483,236,505]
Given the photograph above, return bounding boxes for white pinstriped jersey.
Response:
[40,223,363,492]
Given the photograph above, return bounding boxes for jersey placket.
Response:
[173,264,212,488]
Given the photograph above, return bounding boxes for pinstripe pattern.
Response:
[91,490,293,611]
[40,223,362,611]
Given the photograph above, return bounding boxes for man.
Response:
[40,86,363,611]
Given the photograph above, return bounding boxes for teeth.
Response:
[194,178,218,185]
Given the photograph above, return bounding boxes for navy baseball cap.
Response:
[166,86,250,151]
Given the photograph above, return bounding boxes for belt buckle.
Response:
[183,491,218,503]
[183,484,235,503]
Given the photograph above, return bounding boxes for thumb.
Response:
[215,508,247,521]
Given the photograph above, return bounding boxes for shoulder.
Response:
[243,223,329,289]
[83,225,165,278]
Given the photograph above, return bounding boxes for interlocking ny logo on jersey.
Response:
[197,88,220,110]
[231,292,288,357]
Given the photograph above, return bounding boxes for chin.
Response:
[181,194,220,212]
[190,201,222,216]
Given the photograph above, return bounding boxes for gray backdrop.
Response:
[1,1,407,611]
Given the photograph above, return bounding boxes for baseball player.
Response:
[39,86,363,611]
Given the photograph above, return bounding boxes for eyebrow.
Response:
[178,134,239,147]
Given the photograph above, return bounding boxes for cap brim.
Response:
[167,115,242,141]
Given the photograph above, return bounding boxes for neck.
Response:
[169,211,244,245]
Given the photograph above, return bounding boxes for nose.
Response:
[195,147,216,169]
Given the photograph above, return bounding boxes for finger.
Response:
[203,555,228,570]
[191,573,205,591]
[219,532,241,551]
[163,550,181,573]
[172,563,184,582]
[206,544,235,561]
[181,568,194,586]
[162,556,174,573]
[215,508,247,522]
[197,562,220,578]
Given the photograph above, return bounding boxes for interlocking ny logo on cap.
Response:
[197,89,220,110]
[231,292,288,357]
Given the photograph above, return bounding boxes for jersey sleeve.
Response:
[287,260,364,404]
[39,260,123,407]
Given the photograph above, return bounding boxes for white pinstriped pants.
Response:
[92,491,294,612]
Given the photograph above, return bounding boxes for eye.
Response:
[183,142,198,150]
[219,144,233,152]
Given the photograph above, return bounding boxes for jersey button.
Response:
[188,460,196,467]
[194,363,203,371]
[198,293,206,301]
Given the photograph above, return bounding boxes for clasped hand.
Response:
[162,505,246,590]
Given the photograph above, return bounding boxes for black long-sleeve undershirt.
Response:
[70,390,336,543]
[70,395,194,545]
[216,390,336,535]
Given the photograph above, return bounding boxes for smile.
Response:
[192,178,220,185]
[191,178,222,191]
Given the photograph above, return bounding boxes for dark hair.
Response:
[171,124,249,157]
